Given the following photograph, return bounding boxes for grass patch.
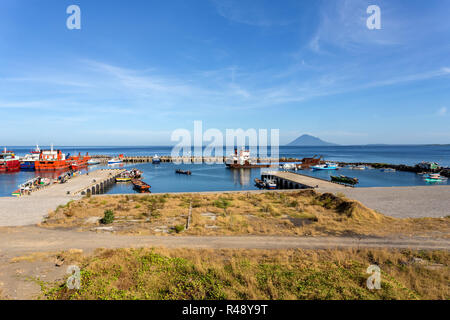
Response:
[100,210,114,225]
[41,191,450,238]
[41,248,450,300]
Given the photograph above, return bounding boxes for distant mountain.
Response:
[287,134,338,147]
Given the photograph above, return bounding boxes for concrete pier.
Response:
[0,169,125,227]
[262,171,348,189]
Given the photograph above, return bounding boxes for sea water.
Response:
[1,145,449,197]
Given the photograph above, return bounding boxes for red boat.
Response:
[68,152,91,170]
[0,148,20,172]
[35,146,70,171]
[131,179,151,193]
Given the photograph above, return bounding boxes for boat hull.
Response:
[35,160,70,171]
[0,160,21,172]
[20,161,35,170]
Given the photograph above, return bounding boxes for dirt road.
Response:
[1,226,449,256]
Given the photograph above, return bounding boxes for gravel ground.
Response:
[322,185,450,218]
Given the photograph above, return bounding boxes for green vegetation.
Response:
[174,224,186,233]
[101,210,115,225]
[41,248,449,300]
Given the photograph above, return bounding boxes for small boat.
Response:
[381,168,396,172]
[423,173,447,182]
[108,158,123,165]
[311,163,337,170]
[88,159,100,165]
[353,165,366,170]
[175,169,192,175]
[108,154,124,165]
[331,175,359,186]
[12,189,21,197]
[116,169,142,182]
[152,154,161,164]
[254,178,265,188]
[131,179,151,193]
[116,176,132,182]
[20,145,41,170]
[264,179,277,190]
[0,148,21,172]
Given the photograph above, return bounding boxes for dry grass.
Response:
[40,191,450,237]
[41,247,450,300]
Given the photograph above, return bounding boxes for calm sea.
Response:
[1,145,449,197]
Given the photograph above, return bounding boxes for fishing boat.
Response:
[423,173,447,182]
[87,159,101,165]
[331,175,359,186]
[131,179,151,193]
[68,152,91,170]
[20,145,41,170]
[0,148,21,172]
[353,165,366,170]
[254,178,265,188]
[116,169,143,182]
[108,154,124,165]
[116,176,132,182]
[225,148,272,169]
[381,168,396,172]
[264,179,277,190]
[152,154,161,164]
[35,146,70,171]
[175,169,192,175]
[311,163,337,170]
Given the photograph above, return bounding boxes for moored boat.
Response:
[226,148,272,169]
[20,145,41,170]
[88,159,101,165]
[254,178,265,188]
[311,163,337,170]
[108,154,124,165]
[152,154,161,164]
[423,173,447,182]
[331,175,359,186]
[0,148,21,172]
[264,178,277,190]
[175,169,192,175]
[68,152,91,170]
[35,146,70,171]
[116,169,143,182]
[131,179,151,193]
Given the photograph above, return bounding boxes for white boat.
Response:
[264,178,277,190]
[108,154,124,165]
[353,165,366,170]
[88,159,100,165]
[152,154,161,164]
[108,158,123,165]
[311,163,337,170]
[282,163,295,170]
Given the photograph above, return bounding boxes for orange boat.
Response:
[68,152,91,170]
[35,147,70,171]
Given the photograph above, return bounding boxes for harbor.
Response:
[1,145,449,198]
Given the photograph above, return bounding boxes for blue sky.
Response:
[1,0,449,146]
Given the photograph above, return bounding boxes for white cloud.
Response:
[437,107,447,116]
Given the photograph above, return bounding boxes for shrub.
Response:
[174,224,185,233]
[101,210,115,224]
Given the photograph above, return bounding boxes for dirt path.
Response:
[0,226,448,299]
[1,226,449,256]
